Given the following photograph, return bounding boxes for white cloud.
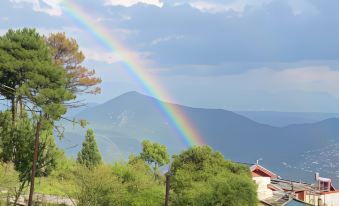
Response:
[1,17,9,22]
[10,0,62,16]
[104,0,163,7]
[151,35,184,45]
[83,49,122,64]
[287,0,318,16]
[83,47,153,66]
[189,1,232,13]
[189,0,271,14]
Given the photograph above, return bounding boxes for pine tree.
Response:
[77,129,102,168]
[0,29,76,204]
[0,28,75,122]
[46,33,102,96]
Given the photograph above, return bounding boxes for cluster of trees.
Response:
[59,134,258,206]
[0,28,100,204]
[0,28,258,206]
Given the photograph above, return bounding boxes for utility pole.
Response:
[28,117,41,206]
[165,172,171,206]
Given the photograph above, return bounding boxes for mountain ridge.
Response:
[59,91,339,186]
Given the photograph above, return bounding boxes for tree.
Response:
[170,146,258,206]
[0,29,74,122]
[73,164,123,206]
[72,156,165,206]
[113,157,165,205]
[77,129,102,168]
[0,28,76,205]
[46,32,101,97]
[140,140,169,171]
[0,111,63,203]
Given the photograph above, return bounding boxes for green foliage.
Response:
[140,140,169,171]
[170,146,258,206]
[72,164,123,206]
[72,159,164,206]
[0,111,34,180]
[0,111,62,181]
[34,158,77,196]
[0,28,75,121]
[115,158,164,205]
[77,129,102,168]
[0,162,19,197]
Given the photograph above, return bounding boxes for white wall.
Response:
[253,176,273,200]
[320,192,339,206]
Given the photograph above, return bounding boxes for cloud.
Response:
[188,0,271,13]
[104,0,163,7]
[10,0,62,16]
[83,49,122,64]
[220,66,339,97]
[151,35,184,45]
[1,17,9,22]
[158,66,339,111]
[114,0,339,69]
[287,0,318,16]
[189,1,230,13]
[82,47,153,67]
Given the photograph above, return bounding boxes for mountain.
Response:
[237,111,339,127]
[58,91,339,186]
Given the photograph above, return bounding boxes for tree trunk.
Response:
[164,173,170,206]
[10,97,15,124]
[28,118,41,206]
[19,96,23,118]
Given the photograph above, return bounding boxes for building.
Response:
[249,163,339,206]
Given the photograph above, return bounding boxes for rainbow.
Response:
[60,0,205,147]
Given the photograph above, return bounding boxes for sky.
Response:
[1,0,339,112]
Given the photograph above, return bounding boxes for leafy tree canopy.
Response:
[170,146,258,206]
[140,140,169,171]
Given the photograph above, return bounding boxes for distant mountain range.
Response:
[237,111,339,127]
[57,92,339,186]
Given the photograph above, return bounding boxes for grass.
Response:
[34,176,76,197]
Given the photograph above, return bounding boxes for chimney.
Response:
[315,172,319,181]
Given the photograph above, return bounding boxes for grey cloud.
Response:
[101,0,339,74]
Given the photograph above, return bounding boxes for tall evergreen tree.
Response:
[77,129,102,168]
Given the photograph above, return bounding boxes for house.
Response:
[248,163,339,206]
[313,173,339,206]
[251,164,278,200]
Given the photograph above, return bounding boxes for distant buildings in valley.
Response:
[248,163,339,206]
